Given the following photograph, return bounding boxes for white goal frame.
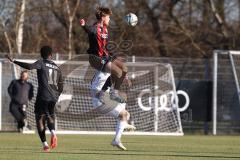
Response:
[0,60,2,131]
[0,58,183,136]
[213,50,240,135]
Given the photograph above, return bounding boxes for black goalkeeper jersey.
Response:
[14,59,63,102]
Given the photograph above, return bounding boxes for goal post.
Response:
[0,60,2,131]
[1,56,183,135]
[213,50,240,135]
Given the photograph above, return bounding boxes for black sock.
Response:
[36,115,47,143]
[47,115,55,131]
[37,129,46,143]
[102,76,112,91]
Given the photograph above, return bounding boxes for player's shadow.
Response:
[128,149,239,155]
[47,150,240,159]
[2,148,240,159]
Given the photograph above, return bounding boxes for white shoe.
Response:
[124,124,136,131]
[111,140,127,151]
[23,126,30,131]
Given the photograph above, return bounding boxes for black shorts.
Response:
[34,98,56,116]
[89,54,111,72]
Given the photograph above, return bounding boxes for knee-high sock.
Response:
[36,115,47,143]
[46,115,56,136]
[38,128,46,143]
[115,120,127,141]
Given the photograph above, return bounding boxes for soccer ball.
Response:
[124,13,138,26]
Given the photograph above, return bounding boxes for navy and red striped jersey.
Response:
[82,22,109,58]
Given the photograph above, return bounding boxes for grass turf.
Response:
[0,133,239,160]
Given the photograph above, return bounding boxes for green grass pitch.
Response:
[0,133,240,160]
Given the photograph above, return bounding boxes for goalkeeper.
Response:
[5,46,63,152]
[91,70,135,151]
[80,6,130,103]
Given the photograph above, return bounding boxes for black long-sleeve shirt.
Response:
[13,59,63,102]
[8,80,34,105]
[82,22,109,57]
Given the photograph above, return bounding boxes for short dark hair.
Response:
[95,6,112,20]
[21,70,28,75]
[40,46,52,59]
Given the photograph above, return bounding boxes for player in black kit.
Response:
[5,46,63,152]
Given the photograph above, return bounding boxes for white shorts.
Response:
[91,70,125,118]
[91,71,110,91]
[95,100,126,119]
[106,102,126,118]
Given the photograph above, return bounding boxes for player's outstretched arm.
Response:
[5,54,13,62]
[79,18,93,34]
[5,54,41,70]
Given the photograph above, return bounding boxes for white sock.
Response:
[43,141,48,147]
[115,120,127,142]
[50,130,56,136]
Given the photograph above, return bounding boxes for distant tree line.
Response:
[0,0,240,58]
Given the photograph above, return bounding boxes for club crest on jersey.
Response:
[101,33,108,39]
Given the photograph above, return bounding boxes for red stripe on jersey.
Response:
[103,25,108,56]
[96,23,109,57]
[96,24,104,57]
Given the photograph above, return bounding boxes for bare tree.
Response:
[207,0,229,38]
[0,18,13,55]
[167,0,207,57]
[239,0,240,26]
[1,0,240,58]
[141,1,168,56]
[15,0,26,55]
[0,0,14,55]
[65,0,80,59]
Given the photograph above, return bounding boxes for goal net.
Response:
[9,55,183,135]
[213,50,240,135]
